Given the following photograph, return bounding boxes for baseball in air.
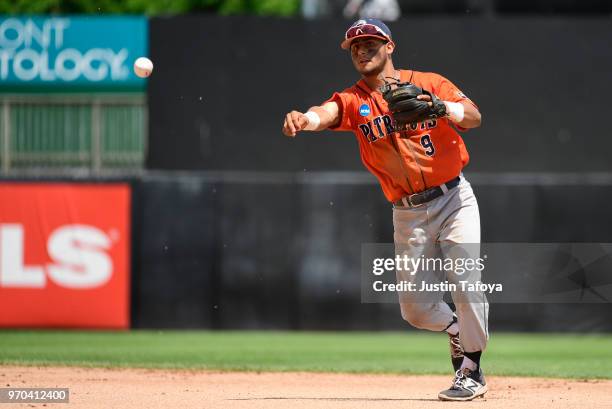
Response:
[134,57,153,78]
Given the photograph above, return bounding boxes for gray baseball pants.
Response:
[392,175,489,353]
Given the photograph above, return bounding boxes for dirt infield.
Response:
[2,366,611,408]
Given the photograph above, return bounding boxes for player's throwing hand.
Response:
[283,111,309,137]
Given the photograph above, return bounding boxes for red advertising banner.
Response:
[0,183,130,329]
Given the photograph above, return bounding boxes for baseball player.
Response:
[282,18,489,401]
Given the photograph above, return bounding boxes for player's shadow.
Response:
[228,397,441,402]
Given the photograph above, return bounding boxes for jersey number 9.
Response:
[420,134,435,156]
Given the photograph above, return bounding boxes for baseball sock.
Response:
[461,351,481,371]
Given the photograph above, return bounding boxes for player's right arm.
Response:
[282,101,340,137]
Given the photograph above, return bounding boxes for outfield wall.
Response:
[130,173,612,331]
[2,175,611,332]
[2,15,612,331]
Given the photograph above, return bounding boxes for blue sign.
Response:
[0,16,147,90]
[359,103,370,116]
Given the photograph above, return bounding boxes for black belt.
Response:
[393,176,461,208]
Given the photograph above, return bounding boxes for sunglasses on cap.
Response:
[342,23,391,49]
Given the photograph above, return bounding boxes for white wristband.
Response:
[444,101,465,123]
[303,111,321,131]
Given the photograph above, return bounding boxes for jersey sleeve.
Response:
[429,73,478,132]
[323,89,356,132]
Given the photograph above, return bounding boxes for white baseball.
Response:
[134,57,153,78]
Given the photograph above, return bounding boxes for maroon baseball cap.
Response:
[341,18,393,50]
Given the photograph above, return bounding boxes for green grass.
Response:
[0,331,611,379]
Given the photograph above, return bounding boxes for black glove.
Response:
[380,81,447,130]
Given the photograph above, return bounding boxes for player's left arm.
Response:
[418,73,482,130]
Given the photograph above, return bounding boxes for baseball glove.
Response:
[380,81,447,130]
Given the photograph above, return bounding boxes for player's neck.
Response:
[362,64,399,92]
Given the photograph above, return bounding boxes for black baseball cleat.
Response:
[448,332,464,372]
[438,367,488,401]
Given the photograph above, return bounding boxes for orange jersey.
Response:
[325,69,477,202]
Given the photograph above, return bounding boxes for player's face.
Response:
[350,38,391,76]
